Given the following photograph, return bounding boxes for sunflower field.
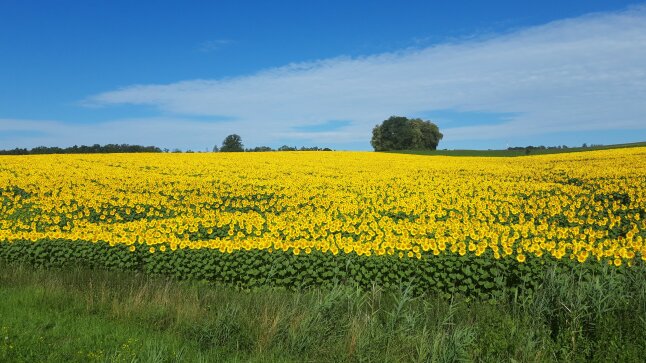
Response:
[1,148,645,297]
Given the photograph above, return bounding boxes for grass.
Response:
[2,263,646,362]
[390,141,646,157]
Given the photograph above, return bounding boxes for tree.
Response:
[220,134,244,152]
[278,145,297,151]
[246,146,273,152]
[212,145,219,152]
[371,116,442,151]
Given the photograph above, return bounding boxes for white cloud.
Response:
[6,6,646,150]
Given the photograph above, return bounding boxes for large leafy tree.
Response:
[371,116,442,151]
[220,134,244,152]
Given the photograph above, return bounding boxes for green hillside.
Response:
[390,141,646,157]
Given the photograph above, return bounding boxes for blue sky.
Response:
[1,1,645,150]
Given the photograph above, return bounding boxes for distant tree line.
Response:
[0,136,336,155]
[507,145,570,152]
[508,143,604,155]
[223,145,332,152]
[214,134,332,152]
[0,144,162,155]
[242,146,333,152]
[507,143,604,151]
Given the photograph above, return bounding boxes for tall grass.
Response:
[1,263,645,362]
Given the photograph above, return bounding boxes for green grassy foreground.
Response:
[391,141,646,157]
[1,264,646,362]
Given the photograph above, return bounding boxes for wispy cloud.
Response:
[292,120,352,132]
[6,6,646,150]
[198,39,234,52]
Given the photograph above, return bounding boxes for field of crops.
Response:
[1,148,645,297]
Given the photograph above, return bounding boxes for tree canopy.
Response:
[371,116,443,151]
[220,134,244,152]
